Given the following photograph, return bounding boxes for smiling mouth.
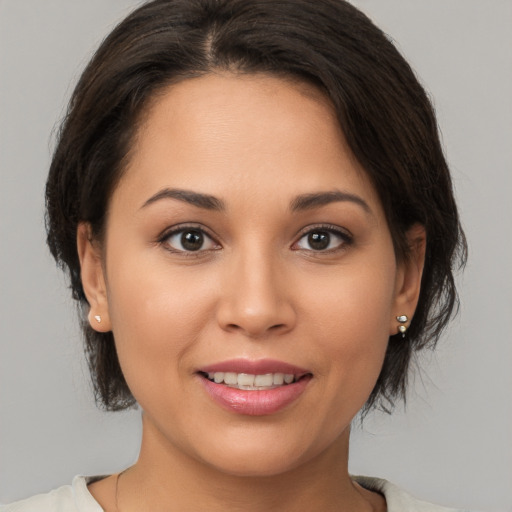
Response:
[198,371,311,390]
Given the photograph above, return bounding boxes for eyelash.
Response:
[157,224,353,255]
[292,224,354,254]
[158,224,220,255]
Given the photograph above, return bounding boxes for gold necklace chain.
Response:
[114,469,125,512]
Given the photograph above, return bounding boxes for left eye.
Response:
[295,229,350,251]
[163,228,218,252]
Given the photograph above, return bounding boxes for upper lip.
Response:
[198,358,311,377]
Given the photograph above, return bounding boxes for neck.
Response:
[115,414,377,512]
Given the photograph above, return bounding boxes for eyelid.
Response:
[156,222,352,253]
[292,224,353,251]
[158,223,221,253]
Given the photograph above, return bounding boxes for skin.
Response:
[79,73,425,511]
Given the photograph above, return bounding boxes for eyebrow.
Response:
[141,188,371,215]
[290,190,372,214]
[141,188,225,211]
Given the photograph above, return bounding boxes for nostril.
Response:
[216,292,297,337]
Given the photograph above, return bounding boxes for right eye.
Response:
[162,228,219,253]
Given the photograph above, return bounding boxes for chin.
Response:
[190,427,337,479]
[203,452,305,479]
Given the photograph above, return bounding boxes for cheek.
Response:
[308,255,396,338]
[104,251,216,398]
[306,258,396,399]
[107,236,216,328]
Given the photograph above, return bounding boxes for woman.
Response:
[1,0,470,510]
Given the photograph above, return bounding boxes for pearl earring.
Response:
[396,315,408,337]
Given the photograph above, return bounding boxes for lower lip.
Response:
[199,375,311,416]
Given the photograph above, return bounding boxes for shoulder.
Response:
[353,476,474,512]
[0,476,104,512]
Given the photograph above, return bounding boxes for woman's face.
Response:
[82,73,418,476]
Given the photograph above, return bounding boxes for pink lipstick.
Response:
[197,359,312,416]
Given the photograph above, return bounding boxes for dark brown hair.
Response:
[46,0,467,412]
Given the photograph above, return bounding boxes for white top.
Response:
[1,475,471,511]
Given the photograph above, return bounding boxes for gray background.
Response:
[1,1,511,510]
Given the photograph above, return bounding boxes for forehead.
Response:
[116,72,380,212]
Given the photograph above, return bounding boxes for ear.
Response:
[390,224,426,336]
[77,222,112,332]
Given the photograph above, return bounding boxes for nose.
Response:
[216,250,296,338]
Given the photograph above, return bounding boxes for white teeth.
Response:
[237,373,255,387]
[224,372,238,385]
[208,371,298,388]
[273,373,284,385]
[254,374,273,387]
